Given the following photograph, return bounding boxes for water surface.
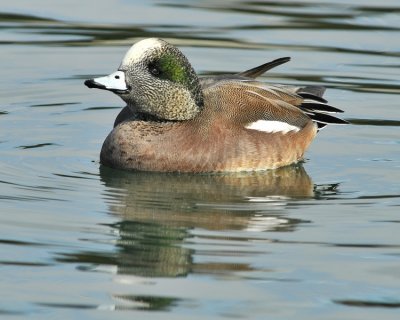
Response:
[1,1,400,319]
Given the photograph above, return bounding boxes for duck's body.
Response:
[85,38,347,173]
[101,82,318,172]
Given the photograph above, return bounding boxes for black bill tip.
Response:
[84,79,106,89]
[84,79,130,94]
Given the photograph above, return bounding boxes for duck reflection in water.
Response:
[98,165,319,278]
[57,166,338,310]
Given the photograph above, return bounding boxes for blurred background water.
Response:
[1,0,399,319]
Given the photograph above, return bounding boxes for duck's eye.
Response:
[151,67,160,76]
[114,75,120,79]
[148,63,161,77]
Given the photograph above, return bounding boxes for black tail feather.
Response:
[298,92,327,103]
[301,102,344,113]
[309,112,349,125]
[296,87,347,128]
[238,57,291,79]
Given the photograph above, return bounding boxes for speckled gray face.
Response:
[86,38,204,121]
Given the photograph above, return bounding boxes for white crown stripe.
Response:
[121,38,163,65]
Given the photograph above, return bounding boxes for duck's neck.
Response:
[113,106,184,128]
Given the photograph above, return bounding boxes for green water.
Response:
[1,1,399,319]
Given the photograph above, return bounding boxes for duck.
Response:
[85,38,347,173]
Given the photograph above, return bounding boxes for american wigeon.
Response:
[85,38,347,172]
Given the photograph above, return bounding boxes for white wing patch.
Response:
[245,120,300,134]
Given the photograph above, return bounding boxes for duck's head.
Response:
[85,38,204,120]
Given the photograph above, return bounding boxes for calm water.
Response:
[1,0,400,319]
